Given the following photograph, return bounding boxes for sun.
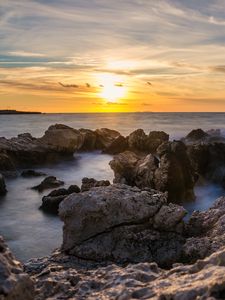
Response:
[97,73,127,103]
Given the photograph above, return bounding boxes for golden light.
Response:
[96,73,127,103]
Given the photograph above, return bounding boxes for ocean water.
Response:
[0,112,225,261]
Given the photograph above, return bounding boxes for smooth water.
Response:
[0,112,225,261]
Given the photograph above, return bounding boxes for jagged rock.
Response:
[39,124,84,153]
[185,128,209,142]
[40,185,80,214]
[0,236,34,300]
[110,141,196,202]
[81,177,110,192]
[183,196,225,262]
[103,135,128,154]
[0,174,7,195]
[78,129,97,151]
[155,141,196,202]
[32,176,64,192]
[0,153,16,175]
[95,128,121,149]
[146,131,169,153]
[21,170,46,178]
[59,184,186,267]
[128,129,147,152]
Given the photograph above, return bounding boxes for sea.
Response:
[0,112,225,261]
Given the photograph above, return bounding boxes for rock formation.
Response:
[80,177,110,192]
[32,176,64,192]
[59,184,186,267]
[0,236,34,300]
[21,170,46,178]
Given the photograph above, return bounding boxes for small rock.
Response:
[32,176,64,192]
[0,173,7,195]
[21,169,46,178]
[81,177,110,192]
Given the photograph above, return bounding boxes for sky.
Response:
[1,0,225,112]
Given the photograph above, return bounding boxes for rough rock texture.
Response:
[78,129,97,151]
[26,244,225,300]
[0,174,7,195]
[32,176,64,192]
[103,135,128,155]
[40,185,80,214]
[21,170,46,178]
[183,196,225,262]
[80,177,110,192]
[128,129,169,153]
[95,128,121,150]
[59,184,186,267]
[185,128,209,142]
[39,124,84,153]
[110,141,196,202]
[0,236,34,300]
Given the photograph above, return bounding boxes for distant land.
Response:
[0,110,42,115]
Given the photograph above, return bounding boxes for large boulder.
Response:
[110,141,196,202]
[103,135,128,155]
[146,131,169,153]
[59,184,186,267]
[0,174,7,195]
[78,129,97,151]
[0,236,34,300]
[95,128,121,150]
[39,124,84,153]
[128,129,147,152]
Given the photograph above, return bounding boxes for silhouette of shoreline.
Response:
[0,110,42,115]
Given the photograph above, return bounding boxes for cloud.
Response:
[8,51,46,57]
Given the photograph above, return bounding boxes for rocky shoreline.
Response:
[1,124,225,299]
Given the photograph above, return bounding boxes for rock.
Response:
[59,184,185,267]
[0,174,7,195]
[67,185,80,194]
[21,170,46,178]
[95,128,121,149]
[103,135,128,155]
[78,129,97,151]
[185,128,209,142]
[0,153,16,175]
[27,244,225,300]
[109,151,140,185]
[40,185,80,214]
[110,142,196,202]
[128,129,147,152]
[183,196,225,262]
[39,124,84,153]
[146,131,169,153]
[81,177,110,192]
[32,176,64,192]
[154,141,196,202]
[0,236,34,300]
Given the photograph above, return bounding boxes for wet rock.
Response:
[39,124,84,153]
[59,184,185,267]
[0,174,7,195]
[0,153,16,175]
[21,170,46,178]
[40,185,80,214]
[0,236,34,300]
[95,128,121,149]
[32,176,64,192]
[81,177,110,192]
[103,135,128,154]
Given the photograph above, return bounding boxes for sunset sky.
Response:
[1,0,225,112]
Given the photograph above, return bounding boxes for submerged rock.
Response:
[0,174,7,195]
[81,177,110,192]
[0,236,34,300]
[21,170,46,178]
[32,176,64,192]
[59,184,186,267]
